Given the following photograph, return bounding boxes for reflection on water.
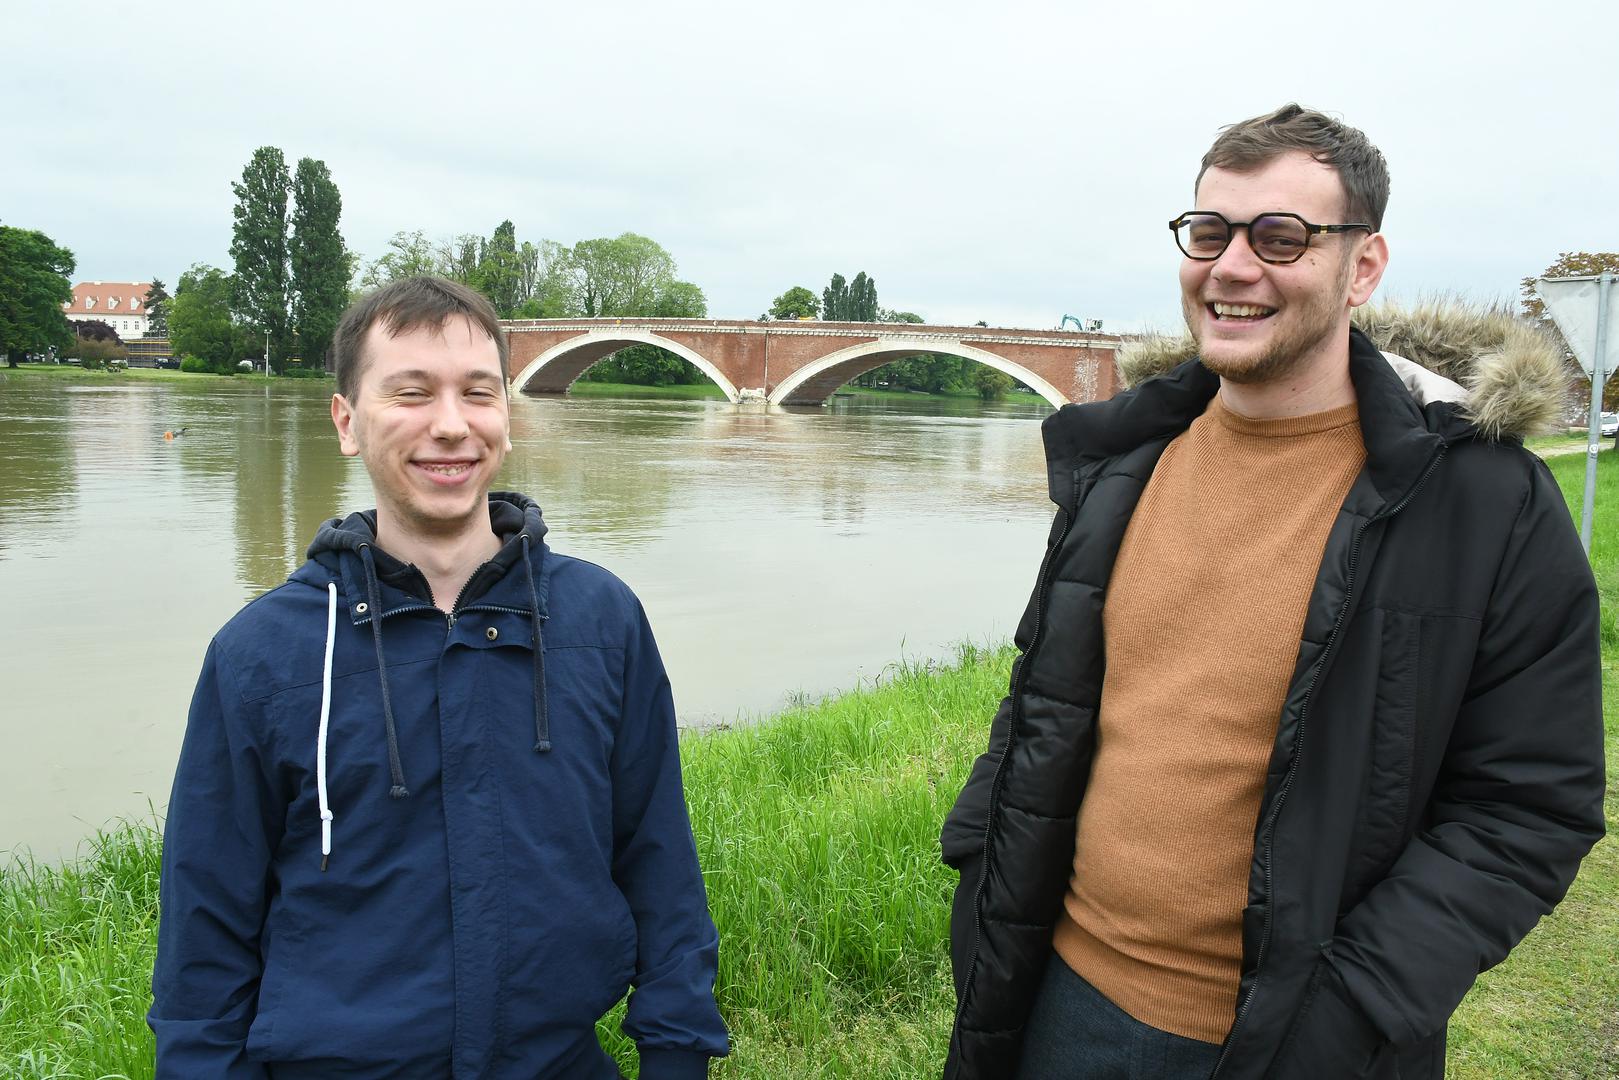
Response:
[0,374,1056,859]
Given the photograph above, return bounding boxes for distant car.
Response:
[1602,411,1618,438]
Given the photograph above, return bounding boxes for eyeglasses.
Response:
[1168,211,1373,265]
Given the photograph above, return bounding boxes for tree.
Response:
[569,233,678,317]
[1522,251,1619,411]
[822,271,879,321]
[361,231,441,287]
[972,365,1014,400]
[439,235,481,285]
[230,147,292,373]
[654,280,707,319]
[848,272,878,322]
[0,225,75,366]
[290,157,349,372]
[72,318,121,343]
[513,240,575,318]
[475,220,522,317]
[65,335,128,367]
[822,273,848,321]
[170,264,249,371]
[144,279,170,337]
[767,286,819,320]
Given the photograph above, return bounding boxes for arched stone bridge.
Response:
[503,318,1123,407]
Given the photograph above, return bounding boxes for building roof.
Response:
[63,281,153,316]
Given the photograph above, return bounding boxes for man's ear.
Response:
[332,393,361,457]
[1347,233,1390,308]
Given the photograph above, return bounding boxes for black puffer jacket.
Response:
[941,324,1605,1080]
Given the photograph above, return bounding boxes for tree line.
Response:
[359,227,711,386]
[11,167,1612,409]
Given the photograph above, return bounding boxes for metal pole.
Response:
[1580,271,1612,554]
[265,329,271,377]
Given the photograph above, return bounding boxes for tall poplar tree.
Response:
[822,273,848,321]
[230,147,291,373]
[475,220,522,317]
[849,271,878,321]
[289,157,349,372]
[821,271,878,321]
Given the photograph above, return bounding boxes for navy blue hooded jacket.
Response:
[150,493,727,1079]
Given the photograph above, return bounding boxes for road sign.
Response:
[1537,272,1614,555]
[1537,274,1617,383]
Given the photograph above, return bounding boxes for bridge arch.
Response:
[767,338,1068,408]
[511,329,742,402]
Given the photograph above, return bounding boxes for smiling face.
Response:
[1180,150,1387,387]
[331,314,512,544]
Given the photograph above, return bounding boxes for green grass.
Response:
[1525,429,1594,454]
[0,822,162,1080]
[2,456,1615,1078]
[836,384,985,402]
[567,380,728,400]
[0,363,318,385]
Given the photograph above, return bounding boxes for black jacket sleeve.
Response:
[1316,460,1607,1047]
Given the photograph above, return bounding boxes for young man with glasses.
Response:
[941,104,1604,1080]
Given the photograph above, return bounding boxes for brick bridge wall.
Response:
[503,318,1122,407]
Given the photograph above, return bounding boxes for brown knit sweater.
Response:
[1052,393,1365,1044]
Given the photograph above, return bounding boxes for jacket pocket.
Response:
[1265,946,1388,1080]
[243,924,300,1061]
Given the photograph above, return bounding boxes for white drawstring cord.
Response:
[318,582,337,870]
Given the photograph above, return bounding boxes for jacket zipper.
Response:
[1210,444,1446,1078]
[444,564,498,630]
[952,472,1084,1063]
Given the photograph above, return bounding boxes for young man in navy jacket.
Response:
[151,277,727,1079]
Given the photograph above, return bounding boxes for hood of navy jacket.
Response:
[298,492,556,801]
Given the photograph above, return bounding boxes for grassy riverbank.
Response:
[2,455,1614,1078]
[568,379,728,400]
[1,363,311,385]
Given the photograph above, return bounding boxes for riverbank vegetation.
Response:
[2,454,1613,1078]
[0,363,319,384]
[569,379,727,401]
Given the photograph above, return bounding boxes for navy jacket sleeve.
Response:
[610,602,728,1079]
[149,640,281,1079]
[1314,460,1607,1049]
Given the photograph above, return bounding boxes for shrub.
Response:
[180,356,233,375]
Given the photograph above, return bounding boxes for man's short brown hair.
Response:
[331,276,509,399]
[1197,103,1390,231]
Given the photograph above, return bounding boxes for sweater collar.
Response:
[1042,327,1447,513]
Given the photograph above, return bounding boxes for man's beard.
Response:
[1184,257,1352,385]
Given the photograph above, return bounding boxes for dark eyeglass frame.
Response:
[1168,211,1373,265]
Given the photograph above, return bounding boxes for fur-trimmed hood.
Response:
[1116,300,1570,441]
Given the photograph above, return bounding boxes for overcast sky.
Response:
[6,0,1617,334]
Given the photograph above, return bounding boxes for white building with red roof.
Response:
[63,281,153,339]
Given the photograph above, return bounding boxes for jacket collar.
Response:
[300,492,551,624]
[1041,327,1450,514]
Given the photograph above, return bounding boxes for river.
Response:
[0,373,1057,860]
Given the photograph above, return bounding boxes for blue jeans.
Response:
[1015,952,1224,1080]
